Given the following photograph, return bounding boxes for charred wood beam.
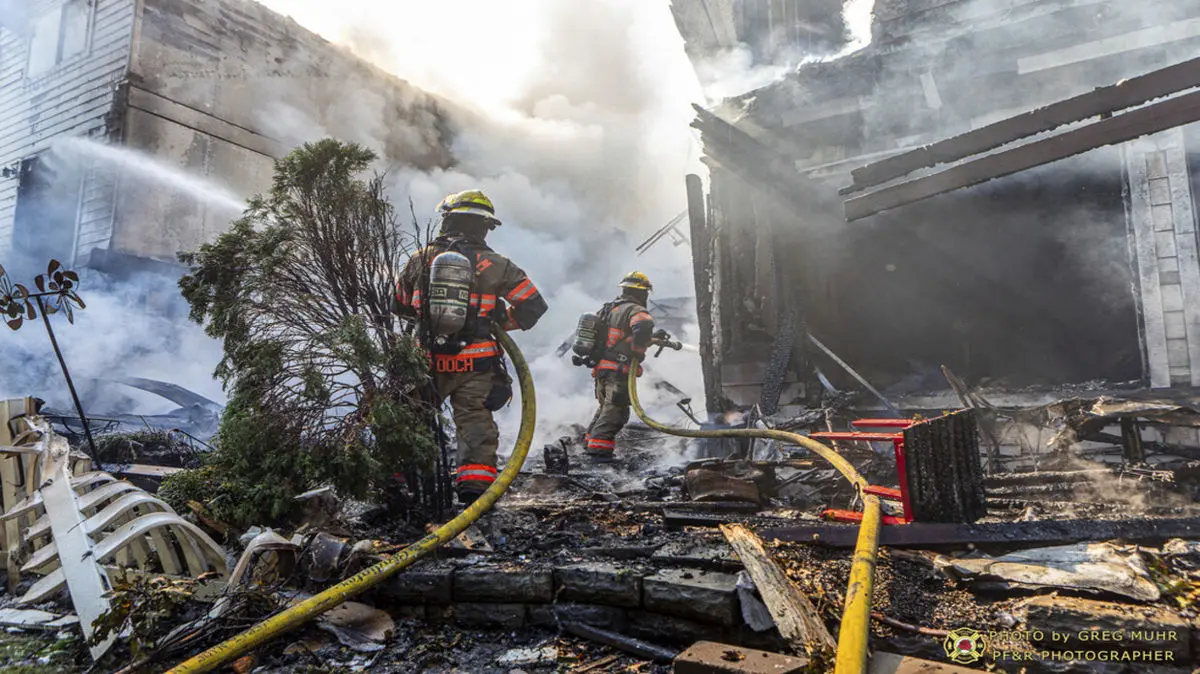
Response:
[562,622,679,663]
[904,410,987,523]
[984,470,1126,487]
[1121,418,1146,463]
[984,498,1136,511]
[686,173,722,416]
[691,105,822,217]
[845,56,1200,192]
[844,88,1200,221]
[986,483,1091,497]
[757,516,1200,548]
[719,523,836,652]
[663,510,792,529]
[758,249,799,417]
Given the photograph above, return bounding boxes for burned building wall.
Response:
[671,0,848,63]
[111,0,461,261]
[690,0,1200,409]
[0,0,137,268]
[0,0,463,270]
[670,0,847,99]
[1126,127,1200,389]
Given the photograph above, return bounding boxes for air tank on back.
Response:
[571,312,602,364]
[428,251,473,336]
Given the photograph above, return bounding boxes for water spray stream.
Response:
[52,137,248,215]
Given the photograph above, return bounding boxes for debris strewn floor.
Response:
[5,419,1200,673]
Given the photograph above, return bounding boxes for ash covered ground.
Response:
[6,424,1200,673]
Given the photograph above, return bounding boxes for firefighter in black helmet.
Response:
[582,271,655,462]
[394,190,548,505]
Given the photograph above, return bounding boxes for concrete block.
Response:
[1147,151,1169,179]
[1156,230,1179,259]
[1160,255,1180,272]
[528,603,628,630]
[674,641,809,674]
[555,563,643,607]
[1165,311,1187,340]
[1150,178,1172,205]
[453,603,527,629]
[643,569,739,626]
[652,539,741,568]
[1152,203,1174,230]
[1162,283,1185,312]
[454,567,554,603]
[377,569,453,604]
[1168,337,1191,368]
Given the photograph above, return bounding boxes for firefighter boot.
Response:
[456,482,487,508]
[582,433,617,463]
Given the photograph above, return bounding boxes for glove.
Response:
[484,370,513,411]
[502,306,520,331]
[652,328,670,341]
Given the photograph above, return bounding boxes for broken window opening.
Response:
[12,154,84,275]
[26,0,91,79]
[728,149,1144,397]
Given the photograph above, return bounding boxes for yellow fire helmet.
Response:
[437,189,499,223]
[618,271,653,292]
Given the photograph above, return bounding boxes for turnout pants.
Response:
[585,372,631,455]
[435,367,500,495]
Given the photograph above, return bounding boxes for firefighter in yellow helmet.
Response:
[394,190,548,505]
[582,271,655,462]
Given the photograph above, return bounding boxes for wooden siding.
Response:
[0,0,135,259]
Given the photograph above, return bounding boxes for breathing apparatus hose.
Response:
[626,358,881,674]
[166,327,536,674]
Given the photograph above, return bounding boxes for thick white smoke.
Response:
[254,0,711,450]
[688,0,874,102]
[0,267,227,416]
[0,139,234,415]
[1,0,716,466]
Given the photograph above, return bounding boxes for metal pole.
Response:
[807,334,901,417]
[36,297,98,461]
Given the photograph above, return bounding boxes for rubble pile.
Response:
[4,404,1200,673]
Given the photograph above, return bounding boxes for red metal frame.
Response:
[811,418,916,525]
[821,509,910,526]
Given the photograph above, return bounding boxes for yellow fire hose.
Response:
[626,357,881,674]
[166,328,536,674]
